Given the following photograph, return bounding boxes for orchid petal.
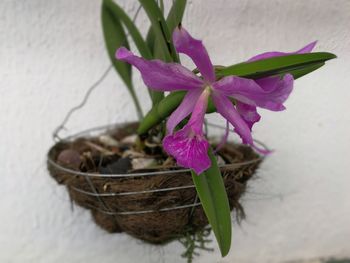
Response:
[173,26,215,83]
[164,89,211,173]
[186,88,210,134]
[296,41,317,53]
[212,91,269,154]
[252,144,272,155]
[236,102,261,130]
[212,91,253,145]
[213,74,294,111]
[167,88,203,134]
[248,41,317,62]
[116,47,203,91]
[255,74,294,109]
[163,127,210,174]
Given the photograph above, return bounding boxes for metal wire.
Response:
[48,151,261,179]
[70,184,196,197]
[49,122,266,177]
[84,202,202,216]
[50,123,266,215]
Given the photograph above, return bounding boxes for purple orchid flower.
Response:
[116,26,316,174]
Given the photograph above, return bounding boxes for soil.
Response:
[47,122,261,244]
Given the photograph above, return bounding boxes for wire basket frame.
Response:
[47,122,267,216]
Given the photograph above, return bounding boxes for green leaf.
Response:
[101,0,143,119]
[146,0,186,58]
[159,0,164,14]
[145,24,156,56]
[144,0,187,104]
[289,62,325,79]
[191,149,232,257]
[216,52,336,79]
[166,0,187,34]
[138,52,336,133]
[151,0,186,61]
[139,0,178,62]
[103,0,152,59]
[101,0,131,88]
[137,91,186,134]
[103,0,162,105]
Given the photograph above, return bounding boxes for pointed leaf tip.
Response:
[192,149,232,257]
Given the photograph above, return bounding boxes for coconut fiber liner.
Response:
[47,123,262,244]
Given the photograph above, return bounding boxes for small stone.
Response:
[57,149,82,170]
[122,149,145,159]
[131,158,157,170]
[99,157,132,174]
[99,135,119,147]
[120,135,137,145]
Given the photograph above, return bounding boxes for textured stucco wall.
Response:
[1,0,349,262]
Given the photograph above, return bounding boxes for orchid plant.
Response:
[102,0,335,258]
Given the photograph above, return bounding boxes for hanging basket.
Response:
[47,122,263,244]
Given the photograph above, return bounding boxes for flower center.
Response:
[203,84,213,94]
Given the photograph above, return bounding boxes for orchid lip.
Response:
[187,129,196,139]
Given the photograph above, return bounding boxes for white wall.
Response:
[1,0,349,262]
